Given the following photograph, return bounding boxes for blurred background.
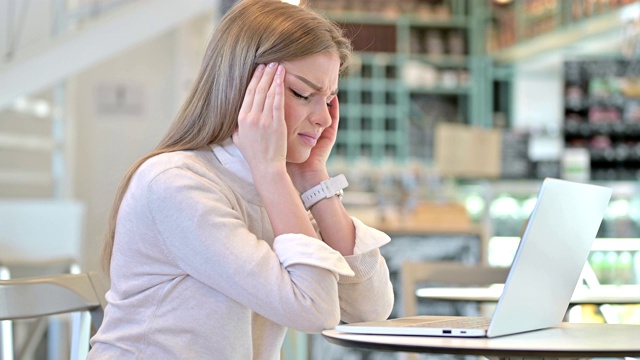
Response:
[2,0,640,359]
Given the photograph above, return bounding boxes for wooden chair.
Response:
[0,272,107,360]
[401,261,510,360]
[401,260,510,317]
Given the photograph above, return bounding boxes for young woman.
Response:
[88,0,394,358]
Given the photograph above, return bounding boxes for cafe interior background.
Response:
[2,0,640,359]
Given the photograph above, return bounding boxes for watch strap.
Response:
[300,174,349,210]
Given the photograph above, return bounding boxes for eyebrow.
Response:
[291,73,338,95]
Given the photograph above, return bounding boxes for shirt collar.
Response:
[210,138,254,184]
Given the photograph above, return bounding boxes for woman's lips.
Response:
[298,133,319,147]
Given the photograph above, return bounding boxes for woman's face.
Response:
[281,52,340,163]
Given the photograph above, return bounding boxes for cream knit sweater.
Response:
[88,145,394,359]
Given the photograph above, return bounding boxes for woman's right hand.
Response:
[233,62,317,239]
[233,62,287,176]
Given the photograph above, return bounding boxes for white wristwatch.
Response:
[300,174,349,210]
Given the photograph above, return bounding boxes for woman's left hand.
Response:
[287,96,340,191]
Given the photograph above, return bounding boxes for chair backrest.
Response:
[0,272,106,360]
[401,261,510,317]
[0,257,81,278]
[0,200,89,360]
[0,257,85,360]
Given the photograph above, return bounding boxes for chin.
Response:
[286,150,311,164]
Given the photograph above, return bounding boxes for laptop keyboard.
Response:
[408,317,491,329]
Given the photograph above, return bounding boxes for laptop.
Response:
[336,178,612,338]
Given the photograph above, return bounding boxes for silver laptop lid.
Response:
[488,178,612,337]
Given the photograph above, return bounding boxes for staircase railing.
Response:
[2,0,136,65]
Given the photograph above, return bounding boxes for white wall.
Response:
[70,14,212,272]
[512,55,564,131]
[0,0,52,62]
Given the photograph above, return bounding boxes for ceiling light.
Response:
[32,100,51,118]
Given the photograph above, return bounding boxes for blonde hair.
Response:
[100,0,352,273]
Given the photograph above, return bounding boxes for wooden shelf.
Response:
[492,2,640,64]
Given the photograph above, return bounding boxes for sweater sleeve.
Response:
[336,217,395,323]
[144,167,354,333]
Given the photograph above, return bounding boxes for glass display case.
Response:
[457,179,640,324]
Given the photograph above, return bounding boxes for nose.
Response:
[310,102,332,128]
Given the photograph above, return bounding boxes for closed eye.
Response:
[291,87,333,107]
[326,96,335,108]
[290,89,309,101]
